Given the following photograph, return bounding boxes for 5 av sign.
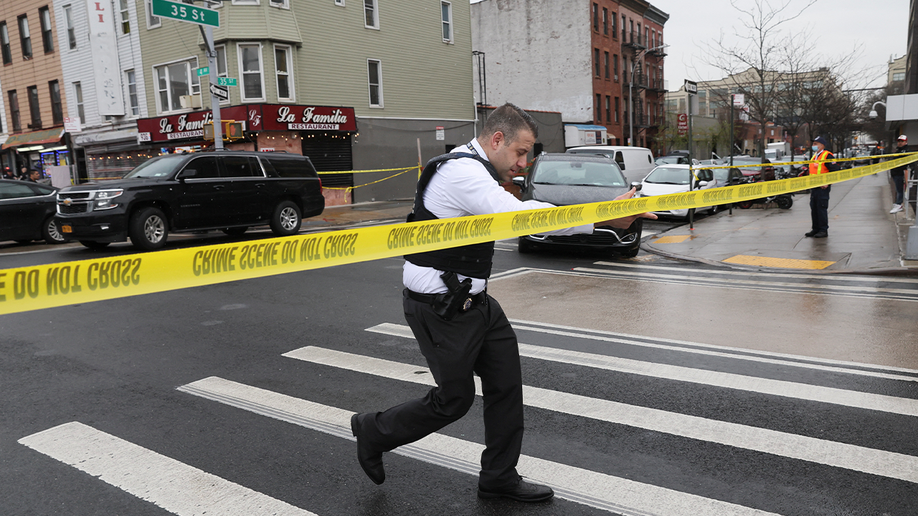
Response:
[151,0,219,27]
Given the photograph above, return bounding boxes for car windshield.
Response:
[532,160,626,186]
[123,156,187,179]
[654,156,684,165]
[712,168,733,182]
[644,166,690,185]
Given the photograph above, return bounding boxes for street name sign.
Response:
[151,0,219,27]
[196,67,210,77]
[210,84,229,101]
[216,77,237,87]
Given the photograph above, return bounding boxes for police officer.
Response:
[806,136,839,238]
[890,135,909,214]
[350,103,656,502]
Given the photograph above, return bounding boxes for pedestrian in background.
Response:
[890,135,909,214]
[2,166,14,180]
[806,136,839,238]
[349,103,655,503]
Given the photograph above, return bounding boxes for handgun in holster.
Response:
[433,271,472,320]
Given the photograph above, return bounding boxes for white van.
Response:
[566,145,655,183]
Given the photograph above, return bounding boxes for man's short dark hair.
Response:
[481,103,538,142]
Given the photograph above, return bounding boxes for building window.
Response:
[622,15,626,40]
[604,51,609,79]
[614,97,619,123]
[367,59,383,107]
[611,11,617,37]
[18,16,32,59]
[274,44,293,101]
[613,54,618,81]
[893,72,906,81]
[146,0,161,28]
[335,0,345,5]
[364,0,378,29]
[215,44,229,104]
[595,94,601,123]
[74,82,85,121]
[49,80,63,125]
[238,44,264,101]
[602,8,608,35]
[27,86,41,128]
[592,3,598,32]
[118,0,131,34]
[154,59,201,112]
[39,7,54,53]
[0,22,11,64]
[8,90,20,132]
[269,0,289,7]
[594,48,600,77]
[232,0,260,4]
[63,6,76,49]
[605,95,611,124]
[441,1,452,43]
[125,70,139,116]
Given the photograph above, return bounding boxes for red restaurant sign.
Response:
[136,104,356,143]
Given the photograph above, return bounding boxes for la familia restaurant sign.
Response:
[137,104,356,143]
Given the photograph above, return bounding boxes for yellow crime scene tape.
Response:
[2,153,916,316]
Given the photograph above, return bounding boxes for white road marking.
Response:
[18,421,315,516]
[282,346,918,484]
[368,322,918,411]
[179,376,782,516]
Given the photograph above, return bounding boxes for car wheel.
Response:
[621,244,640,258]
[222,227,248,236]
[42,216,67,244]
[776,196,793,209]
[270,201,301,236]
[80,240,110,249]
[738,201,754,209]
[130,207,168,250]
[518,237,536,254]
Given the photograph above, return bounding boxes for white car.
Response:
[638,164,719,218]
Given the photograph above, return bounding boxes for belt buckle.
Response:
[461,297,473,311]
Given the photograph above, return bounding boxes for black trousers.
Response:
[810,185,831,233]
[360,291,524,490]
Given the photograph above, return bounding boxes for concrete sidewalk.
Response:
[644,171,918,273]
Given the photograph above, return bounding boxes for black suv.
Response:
[55,151,325,250]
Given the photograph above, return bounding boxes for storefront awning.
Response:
[1,128,65,150]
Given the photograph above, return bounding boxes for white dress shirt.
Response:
[403,139,594,294]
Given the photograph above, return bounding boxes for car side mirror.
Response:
[630,181,642,192]
[512,175,526,191]
[697,181,709,187]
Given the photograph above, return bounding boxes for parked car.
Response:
[638,164,718,218]
[566,145,655,184]
[654,155,699,166]
[512,153,643,257]
[54,151,325,250]
[730,156,776,182]
[0,179,67,245]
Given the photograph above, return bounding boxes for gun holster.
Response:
[433,271,473,320]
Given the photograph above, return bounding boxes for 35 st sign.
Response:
[151,0,219,27]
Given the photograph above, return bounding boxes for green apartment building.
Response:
[123,0,476,203]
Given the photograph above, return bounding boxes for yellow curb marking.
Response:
[723,255,836,269]
[654,235,693,244]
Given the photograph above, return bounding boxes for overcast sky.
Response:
[653,0,909,89]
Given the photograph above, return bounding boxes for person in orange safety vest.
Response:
[806,136,839,238]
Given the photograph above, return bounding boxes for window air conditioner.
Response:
[180,94,203,109]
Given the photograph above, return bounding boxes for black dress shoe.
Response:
[812,232,828,238]
[351,413,385,485]
[478,477,554,502]
[805,231,817,237]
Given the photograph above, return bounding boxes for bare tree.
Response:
[700,0,818,156]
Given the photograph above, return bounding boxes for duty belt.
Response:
[404,289,488,313]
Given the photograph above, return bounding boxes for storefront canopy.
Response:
[1,128,65,150]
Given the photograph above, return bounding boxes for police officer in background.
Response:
[806,136,839,238]
[350,103,656,502]
[890,135,909,214]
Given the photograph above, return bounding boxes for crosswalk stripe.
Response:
[18,421,315,516]
[282,346,918,484]
[178,376,782,516]
[367,323,918,415]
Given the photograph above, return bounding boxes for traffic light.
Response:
[203,120,246,141]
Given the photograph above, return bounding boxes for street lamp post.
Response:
[628,44,668,147]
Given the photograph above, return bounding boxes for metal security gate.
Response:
[301,132,353,187]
